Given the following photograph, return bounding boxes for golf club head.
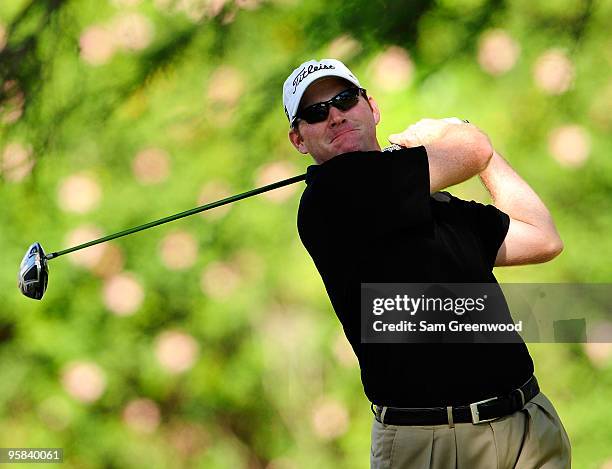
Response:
[18,242,49,300]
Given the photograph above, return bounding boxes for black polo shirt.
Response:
[297,146,534,407]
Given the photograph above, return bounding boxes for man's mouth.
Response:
[331,129,356,143]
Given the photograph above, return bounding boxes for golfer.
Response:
[284,59,571,468]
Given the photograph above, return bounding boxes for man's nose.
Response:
[328,105,347,127]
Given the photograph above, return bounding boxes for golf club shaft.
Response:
[45,174,306,260]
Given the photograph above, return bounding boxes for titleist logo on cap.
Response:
[292,64,336,94]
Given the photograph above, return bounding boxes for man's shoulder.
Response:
[430,191,483,207]
[431,191,453,203]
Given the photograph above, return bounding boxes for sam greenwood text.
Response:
[372,320,523,332]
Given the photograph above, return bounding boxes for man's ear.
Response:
[289,126,309,154]
[368,96,381,125]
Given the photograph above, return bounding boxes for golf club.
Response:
[18,173,306,300]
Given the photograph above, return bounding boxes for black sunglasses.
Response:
[293,87,367,127]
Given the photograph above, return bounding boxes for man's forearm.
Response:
[425,122,493,193]
[479,150,561,237]
[389,119,493,193]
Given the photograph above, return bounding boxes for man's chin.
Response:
[332,138,363,155]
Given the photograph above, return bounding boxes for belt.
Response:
[372,375,539,426]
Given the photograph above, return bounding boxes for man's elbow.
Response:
[474,134,493,172]
[542,236,564,261]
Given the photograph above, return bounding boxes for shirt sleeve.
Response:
[360,146,432,233]
[448,196,511,269]
[320,146,433,241]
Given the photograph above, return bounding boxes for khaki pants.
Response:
[370,393,571,469]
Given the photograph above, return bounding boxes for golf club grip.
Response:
[46,173,307,260]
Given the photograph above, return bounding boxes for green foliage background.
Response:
[1,0,611,467]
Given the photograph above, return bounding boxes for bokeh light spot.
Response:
[200,260,242,299]
[311,397,349,440]
[159,230,199,270]
[58,173,102,214]
[103,272,145,316]
[370,46,414,92]
[111,13,154,52]
[91,243,125,278]
[548,124,590,168]
[166,421,209,457]
[326,35,362,61]
[206,65,245,107]
[1,142,34,182]
[155,330,200,374]
[123,398,161,433]
[61,361,106,403]
[0,23,7,52]
[533,49,574,95]
[477,29,520,76]
[255,161,299,202]
[80,25,116,65]
[65,225,105,269]
[1,80,25,124]
[198,181,233,220]
[333,332,358,368]
[583,322,612,368]
[132,147,171,184]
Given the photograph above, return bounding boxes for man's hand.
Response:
[388,117,466,148]
[388,118,493,194]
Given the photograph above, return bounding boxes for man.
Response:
[284,58,571,468]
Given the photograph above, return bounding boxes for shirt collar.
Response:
[304,150,382,185]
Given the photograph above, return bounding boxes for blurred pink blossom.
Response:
[123,398,161,433]
[477,29,521,76]
[200,261,242,299]
[91,243,125,278]
[0,23,7,52]
[80,25,116,65]
[61,361,106,403]
[583,322,612,368]
[155,330,200,374]
[326,35,362,61]
[111,13,154,51]
[64,227,124,277]
[207,65,244,107]
[198,181,233,220]
[600,459,612,469]
[103,272,145,316]
[132,147,171,184]
[255,161,299,202]
[236,0,261,10]
[548,124,590,168]
[311,397,349,440]
[1,80,25,124]
[370,46,414,91]
[333,332,358,368]
[1,142,34,182]
[65,225,105,269]
[159,230,199,270]
[166,420,209,457]
[533,49,574,95]
[57,173,102,214]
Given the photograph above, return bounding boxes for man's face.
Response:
[288,77,381,164]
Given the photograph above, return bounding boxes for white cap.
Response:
[282,58,361,126]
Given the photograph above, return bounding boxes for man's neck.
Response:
[314,143,382,165]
